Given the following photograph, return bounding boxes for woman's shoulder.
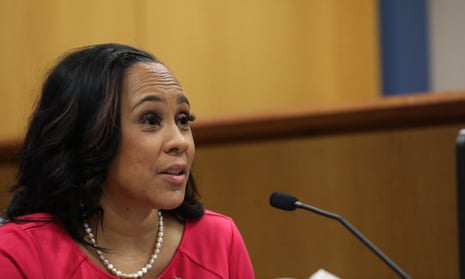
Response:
[0,213,92,278]
[0,212,54,231]
[167,209,253,278]
[189,209,236,230]
[202,209,234,220]
[0,212,81,260]
[0,213,69,250]
[183,209,243,243]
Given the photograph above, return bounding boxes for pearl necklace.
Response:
[83,211,164,279]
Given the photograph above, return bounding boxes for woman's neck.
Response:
[93,198,160,243]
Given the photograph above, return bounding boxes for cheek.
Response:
[106,145,157,196]
[113,137,161,174]
[127,143,160,167]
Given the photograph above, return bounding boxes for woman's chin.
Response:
[159,193,185,210]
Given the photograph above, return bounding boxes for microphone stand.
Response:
[295,201,411,279]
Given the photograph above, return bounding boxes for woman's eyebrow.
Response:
[177,95,190,106]
[131,95,164,111]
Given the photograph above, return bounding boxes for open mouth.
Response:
[159,167,187,184]
[161,169,185,175]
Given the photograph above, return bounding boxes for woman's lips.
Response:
[159,173,187,184]
[159,165,187,184]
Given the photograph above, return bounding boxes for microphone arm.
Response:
[270,192,411,279]
[294,201,411,279]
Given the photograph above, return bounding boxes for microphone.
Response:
[269,192,411,279]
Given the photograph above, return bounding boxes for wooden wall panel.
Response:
[0,0,141,139]
[1,123,461,278]
[143,0,380,117]
[194,124,462,279]
[0,163,17,211]
[0,0,380,137]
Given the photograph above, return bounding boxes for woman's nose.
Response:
[163,124,190,155]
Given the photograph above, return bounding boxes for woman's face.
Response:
[102,62,195,212]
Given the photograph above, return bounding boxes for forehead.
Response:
[123,62,182,94]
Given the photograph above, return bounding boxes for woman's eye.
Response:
[177,113,195,129]
[141,113,161,126]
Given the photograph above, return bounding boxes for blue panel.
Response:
[380,0,430,95]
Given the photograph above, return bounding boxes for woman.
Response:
[0,43,255,279]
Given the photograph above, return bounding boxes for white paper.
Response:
[308,268,341,279]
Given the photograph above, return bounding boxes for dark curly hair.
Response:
[3,43,204,243]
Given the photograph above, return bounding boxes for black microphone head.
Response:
[269,192,298,211]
